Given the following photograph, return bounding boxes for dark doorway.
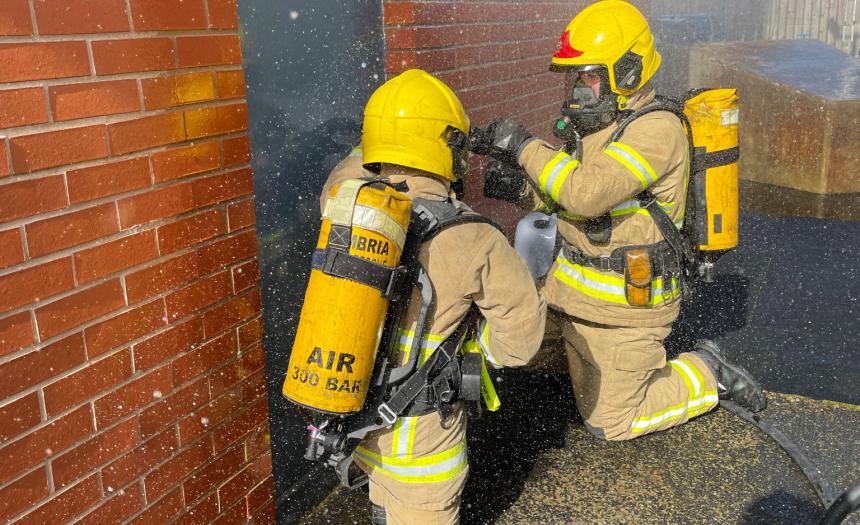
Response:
[237,2,385,521]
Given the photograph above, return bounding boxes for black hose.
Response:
[820,481,860,525]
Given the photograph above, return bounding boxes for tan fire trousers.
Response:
[555,315,720,441]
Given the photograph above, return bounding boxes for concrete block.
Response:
[689,40,860,196]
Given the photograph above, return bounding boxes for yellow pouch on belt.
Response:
[624,248,652,307]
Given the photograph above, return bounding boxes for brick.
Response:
[197,230,256,274]
[125,251,201,304]
[176,35,242,67]
[218,452,271,508]
[209,345,264,398]
[227,199,255,232]
[0,311,34,357]
[50,80,139,122]
[131,0,206,31]
[93,366,172,428]
[383,3,417,24]
[0,404,92,485]
[35,279,125,341]
[173,492,217,525]
[231,259,259,293]
[385,28,416,50]
[0,467,49,522]
[76,481,142,525]
[144,437,211,500]
[103,428,176,490]
[217,70,245,99]
[0,41,89,82]
[0,257,74,315]
[10,125,108,173]
[117,181,195,228]
[52,417,139,488]
[129,488,183,525]
[183,445,243,504]
[185,103,248,139]
[213,397,267,453]
[133,318,203,371]
[177,387,241,447]
[172,331,236,385]
[208,0,238,29]
[0,88,48,128]
[139,377,208,436]
[0,140,8,176]
[0,392,40,443]
[244,425,270,462]
[92,38,175,75]
[43,348,131,417]
[165,271,231,321]
[192,168,253,207]
[26,203,119,258]
[202,288,261,337]
[237,317,262,350]
[241,368,266,404]
[108,112,186,155]
[222,135,250,166]
[0,175,67,222]
[67,157,151,204]
[158,209,226,254]
[251,501,275,525]
[84,299,166,356]
[0,228,25,269]
[0,0,32,35]
[0,333,86,402]
[74,230,159,283]
[246,477,274,517]
[16,474,100,525]
[152,141,220,183]
[34,0,129,34]
[141,72,215,111]
[213,501,245,525]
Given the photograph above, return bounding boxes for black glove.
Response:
[469,118,532,164]
[483,160,528,203]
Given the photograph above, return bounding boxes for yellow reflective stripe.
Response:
[354,440,468,484]
[553,255,681,306]
[398,330,446,366]
[350,146,363,157]
[671,359,702,398]
[324,179,365,226]
[604,142,657,189]
[350,204,407,251]
[630,360,718,433]
[463,340,501,412]
[391,417,417,459]
[675,357,718,417]
[539,152,578,201]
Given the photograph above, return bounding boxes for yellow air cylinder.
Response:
[684,88,739,252]
[283,179,412,415]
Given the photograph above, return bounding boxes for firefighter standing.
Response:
[320,69,547,524]
[472,0,766,442]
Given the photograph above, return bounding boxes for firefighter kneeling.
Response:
[283,69,547,524]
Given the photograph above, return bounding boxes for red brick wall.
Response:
[382,0,651,226]
[0,1,274,524]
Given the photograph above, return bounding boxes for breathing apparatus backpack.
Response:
[612,88,741,284]
[282,177,500,487]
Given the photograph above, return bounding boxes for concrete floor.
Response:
[300,373,860,525]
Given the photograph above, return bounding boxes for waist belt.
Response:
[562,240,678,274]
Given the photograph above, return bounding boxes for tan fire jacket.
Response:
[322,149,547,369]
[518,86,689,327]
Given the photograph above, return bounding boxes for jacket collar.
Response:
[379,164,452,201]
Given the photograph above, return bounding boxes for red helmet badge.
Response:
[553,29,583,59]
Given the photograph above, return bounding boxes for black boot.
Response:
[371,504,386,525]
[693,340,767,413]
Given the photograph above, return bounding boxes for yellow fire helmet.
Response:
[362,69,470,181]
[551,0,661,96]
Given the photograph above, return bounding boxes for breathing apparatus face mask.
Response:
[555,67,620,139]
[446,127,469,180]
